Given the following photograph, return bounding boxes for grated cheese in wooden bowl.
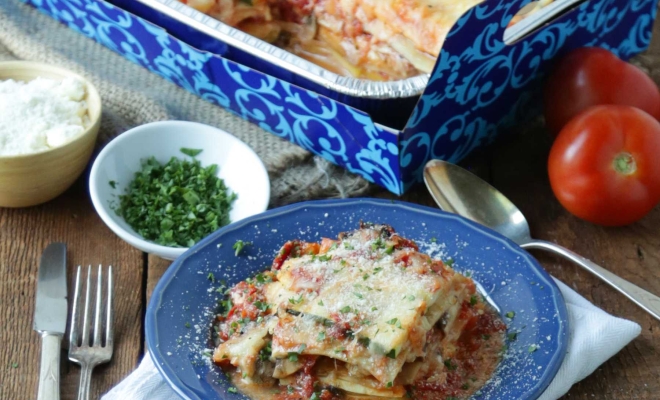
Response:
[0,76,90,157]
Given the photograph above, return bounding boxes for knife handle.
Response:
[37,332,62,400]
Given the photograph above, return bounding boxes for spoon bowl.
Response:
[424,159,660,321]
[424,159,531,245]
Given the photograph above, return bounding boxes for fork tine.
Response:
[70,266,82,347]
[81,265,92,347]
[106,266,114,350]
[93,265,103,347]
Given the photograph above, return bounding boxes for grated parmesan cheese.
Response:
[0,77,90,156]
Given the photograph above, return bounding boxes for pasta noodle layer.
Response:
[211,223,506,399]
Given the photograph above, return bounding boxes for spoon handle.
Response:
[521,239,660,321]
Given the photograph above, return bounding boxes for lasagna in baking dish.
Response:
[178,0,483,80]
[212,223,506,399]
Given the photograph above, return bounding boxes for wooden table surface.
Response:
[3,29,660,400]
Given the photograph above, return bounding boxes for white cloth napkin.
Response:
[103,278,641,400]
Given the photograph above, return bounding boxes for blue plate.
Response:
[146,198,568,400]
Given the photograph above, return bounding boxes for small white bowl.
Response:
[89,121,270,260]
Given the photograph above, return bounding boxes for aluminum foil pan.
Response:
[135,0,430,99]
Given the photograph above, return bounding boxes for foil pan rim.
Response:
[135,0,430,99]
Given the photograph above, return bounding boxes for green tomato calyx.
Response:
[613,152,637,176]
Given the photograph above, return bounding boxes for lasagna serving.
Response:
[212,224,506,399]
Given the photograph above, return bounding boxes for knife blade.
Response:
[33,243,68,333]
[33,242,67,400]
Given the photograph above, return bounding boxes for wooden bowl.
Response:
[0,61,102,207]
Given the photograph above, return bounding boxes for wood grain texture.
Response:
[147,255,171,304]
[0,178,144,400]
[489,127,660,400]
[4,14,660,400]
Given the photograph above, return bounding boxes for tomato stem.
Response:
[613,152,637,175]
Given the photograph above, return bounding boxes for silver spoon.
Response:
[424,159,660,321]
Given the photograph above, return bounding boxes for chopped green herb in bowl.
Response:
[89,121,270,260]
[114,148,236,248]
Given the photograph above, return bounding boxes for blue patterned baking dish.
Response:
[23,0,659,194]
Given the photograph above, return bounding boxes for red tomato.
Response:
[544,47,660,135]
[548,105,660,226]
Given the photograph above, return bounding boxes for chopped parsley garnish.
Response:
[445,258,455,267]
[317,331,326,341]
[430,237,437,243]
[505,311,516,319]
[287,352,299,362]
[386,318,398,325]
[254,301,269,311]
[339,306,352,314]
[233,240,249,256]
[227,387,238,394]
[184,322,191,329]
[371,238,385,250]
[444,358,457,371]
[109,180,117,189]
[385,245,395,255]
[470,295,478,306]
[386,349,396,359]
[354,292,364,299]
[507,332,518,341]
[358,337,371,347]
[180,147,203,157]
[318,300,324,306]
[288,295,303,304]
[386,381,393,388]
[219,299,233,316]
[259,342,272,361]
[318,254,332,262]
[255,273,271,284]
[528,345,538,353]
[114,149,236,247]
[207,272,215,283]
[344,243,354,250]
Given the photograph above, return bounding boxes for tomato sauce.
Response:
[272,240,320,270]
[410,306,506,399]
[216,281,270,341]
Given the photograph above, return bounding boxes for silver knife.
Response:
[33,243,67,400]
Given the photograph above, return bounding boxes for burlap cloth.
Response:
[0,0,374,206]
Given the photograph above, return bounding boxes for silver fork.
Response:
[69,265,114,400]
